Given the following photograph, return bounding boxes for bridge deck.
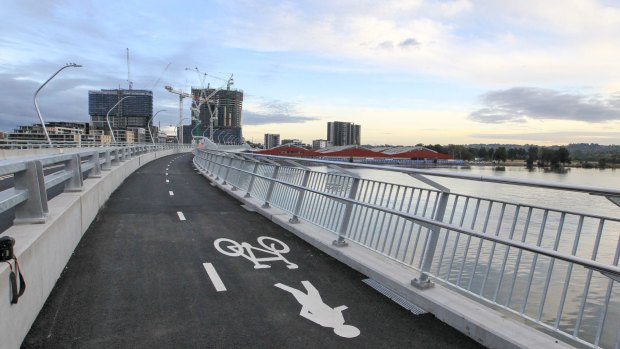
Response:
[23,154,483,348]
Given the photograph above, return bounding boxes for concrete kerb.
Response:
[196,160,575,349]
[0,147,191,349]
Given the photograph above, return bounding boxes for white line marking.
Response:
[203,263,227,292]
[166,173,168,176]
[166,179,169,183]
[177,211,186,221]
[169,191,174,196]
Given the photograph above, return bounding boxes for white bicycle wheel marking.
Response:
[214,236,298,269]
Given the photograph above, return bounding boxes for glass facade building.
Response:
[88,89,153,130]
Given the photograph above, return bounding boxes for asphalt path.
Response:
[23,153,483,348]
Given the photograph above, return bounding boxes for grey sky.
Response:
[469,87,620,124]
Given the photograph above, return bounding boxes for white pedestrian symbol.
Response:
[275,281,360,338]
[214,236,298,269]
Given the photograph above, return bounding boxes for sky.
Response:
[1,0,620,146]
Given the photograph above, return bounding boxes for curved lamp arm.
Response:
[34,63,82,146]
[106,95,134,144]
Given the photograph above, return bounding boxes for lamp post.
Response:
[175,117,188,144]
[190,121,202,143]
[148,109,167,143]
[34,63,82,146]
[106,95,134,144]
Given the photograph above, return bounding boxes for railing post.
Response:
[332,176,360,247]
[112,149,120,165]
[290,169,311,224]
[262,165,280,208]
[410,174,451,289]
[64,154,84,192]
[102,150,112,170]
[13,160,48,224]
[229,158,241,191]
[222,156,233,185]
[245,161,260,198]
[89,151,102,178]
[207,153,217,176]
[215,154,224,180]
[231,158,246,191]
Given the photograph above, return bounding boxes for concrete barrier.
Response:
[194,159,576,349]
[0,148,191,349]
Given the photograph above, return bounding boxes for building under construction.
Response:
[191,88,243,128]
[188,87,244,144]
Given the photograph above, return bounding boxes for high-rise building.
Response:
[264,134,280,149]
[190,87,244,144]
[191,88,243,127]
[327,121,361,146]
[88,89,153,134]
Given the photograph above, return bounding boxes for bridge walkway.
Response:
[22,153,483,348]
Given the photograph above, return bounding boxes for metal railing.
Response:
[0,144,190,225]
[0,139,181,150]
[194,148,620,349]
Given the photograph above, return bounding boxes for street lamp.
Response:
[106,95,134,144]
[175,117,188,144]
[34,63,82,146]
[190,121,202,143]
[148,109,167,143]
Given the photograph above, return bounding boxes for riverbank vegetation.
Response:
[417,143,619,169]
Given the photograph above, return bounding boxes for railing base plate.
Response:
[332,239,348,248]
[411,278,435,290]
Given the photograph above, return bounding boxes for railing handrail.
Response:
[194,148,620,349]
[0,144,192,223]
[245,153,620,199]
[207,150,620,279]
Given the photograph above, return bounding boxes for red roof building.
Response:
[391,149,452,160]
[320,147,389,158]
[254,145,322,157]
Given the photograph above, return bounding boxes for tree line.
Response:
[419,144,571,167]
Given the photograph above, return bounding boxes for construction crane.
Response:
[164,85,191,144]
[126,48,133,90]
[205,73,234,90]
[185,68,228,142]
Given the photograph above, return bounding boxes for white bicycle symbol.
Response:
[214,236,298,270]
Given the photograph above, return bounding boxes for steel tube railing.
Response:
[195,150,620,278]
[0,144,190,223]
[194,149,620,349]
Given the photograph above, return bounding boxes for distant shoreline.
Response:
[461,160,618,169]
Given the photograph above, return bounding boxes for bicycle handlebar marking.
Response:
[214,236,299,269]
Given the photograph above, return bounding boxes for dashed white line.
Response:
[169,191,174,196]
[166,173,168,176]
[177,211,186,221]
[203,263,227,292]
[166,179,169,183]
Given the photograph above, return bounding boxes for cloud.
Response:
[469,87,620,124]
[243,111,319,125]
[243,98,320,125]
[399,38,420,48]
[377,41,394,50]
